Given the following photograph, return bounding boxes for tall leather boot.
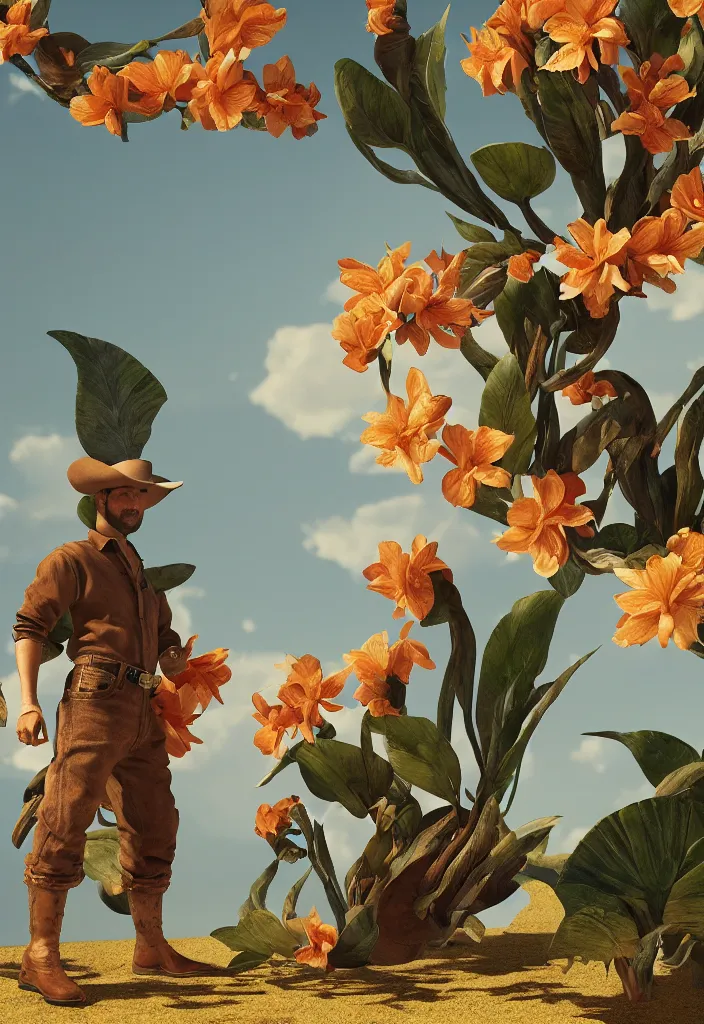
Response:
[18,884,87,1005]
[129,889,223,977]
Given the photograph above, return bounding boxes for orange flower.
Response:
[294,907,338,970]
[392,251,493,356]
[507,250,542,282]
[666,528,704,573]
[553,218,631,318]
[493,469,595,576]
[363,535,453,620]
[613,552,704,649]
[543,0,629,85]
[200,0,287,60]
[666,0,704,17]
[490,0,567,33]
[671,167,704,223]
[344,621,435,717]
[166,636,232,711]
[118,50,200,112]
[360,367,452,484]
[561,370,618,405]
[188,49,259,131]
[0,1,48,63]
[254,795,300,838]
[252,692,302,759]
[252,56,326,139]
[338,241,416,314]
[460,25,530,96]
[438,423,514,508]
[331,301,401,373]
[366,0,396,35]
[275,655,352,744]
[625,209,704,292]
[69,66,159,137]
[611,53,694,155]
[151,678,203,758]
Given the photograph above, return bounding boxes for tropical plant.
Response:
[0,0,324,140]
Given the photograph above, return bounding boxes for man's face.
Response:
[97,486,149,535]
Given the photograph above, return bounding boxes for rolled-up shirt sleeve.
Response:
[13,547,80,647]
[157,590,182,656]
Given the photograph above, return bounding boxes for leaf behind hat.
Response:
[49,330,168,464]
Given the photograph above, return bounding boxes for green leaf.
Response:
[77,495,97,530]
[289,803,347,932]
[459,329,500,382]
[476,590,564,762]
[49,330,168,464]
[664,860,704,934]
[494,650,597,795]
[478,353,537,476]
[414,6,450,122]
[211,909,298,958]
[282,866,312,926]
[582,730,699,788]
[655,762,704,798]
[674,392,704,530]
[378,715,462,807]
[29,0,51,30]
[548,556,585,598]
[239,859,280,917]
[148,18,204,45]
[295,738,393,818]
[143,564,196,593]
[549,902,641,967]
[327,905,379,968]
[225,950,271,972]
[471,143,556,203]
[619,0,683,62]
[595,523,640,555]
[459,232,525,288]
[75,40,151,74]
[345,126,441,192]
[83,827,124,898]
[334,58,411,149]
[447,213,496,244]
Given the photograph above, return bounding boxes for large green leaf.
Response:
[334,58,410,149]
[447,213,496,244]
[211,909,298,958]
[582,730,699,788]
[327,905,379,968]
[478,353,537,475]
[475,590,564,762]
[83,827,125,898]
[295,737,393,818]
[471,143,556,203]
[377,715,462,807]
[77,495,97,530]
[664,860,704,934]
[549,900,641,966]
[656,762,704,798]
[619,0,683,62]
[238,859,280,917]
[459,233,525,289]
[143,563,196,593]
[413,6,450,122]
[75,40,151,74]
[49,330,168,464]
[345,126,441,193]
[289,802,347,932]
[493,650,597,797]
[548,556,585,598]
[674,391,704,530]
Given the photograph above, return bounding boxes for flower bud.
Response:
[459,264,508,308]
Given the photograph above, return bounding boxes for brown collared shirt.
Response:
[12,530,182,673]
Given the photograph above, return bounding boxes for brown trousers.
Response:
[23,657,179,894]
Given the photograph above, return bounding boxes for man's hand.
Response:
[17,708,49,746]
[159,646,189,678]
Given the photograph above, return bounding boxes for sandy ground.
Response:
[0,880,699,1022]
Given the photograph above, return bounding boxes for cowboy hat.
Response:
[67,458,183,509]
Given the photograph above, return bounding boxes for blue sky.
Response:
[1,0,704,947]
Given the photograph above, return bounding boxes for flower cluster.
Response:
[613,528,704,650]
[332,243,492,371]
[0,1,325,139]
[461,0,630,95]
[552,176,704,317]
[150,634,232,757]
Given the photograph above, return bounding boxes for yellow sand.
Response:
[0,881,698,1023]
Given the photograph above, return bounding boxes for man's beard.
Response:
[105,506,143,535]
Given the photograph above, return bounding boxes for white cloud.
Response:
[602,135,626,182]
[646,267,704,321]
[323,279,349,305]
[241,618,257,633]
[570,736,607,773]
[7,71,46,105]
[563,826,590,852]
[8,433,85,521]
[0,653,74,773]
[166,585,205,642]
[302,491,480,577]
[0,493,18,517]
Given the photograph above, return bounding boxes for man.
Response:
[13,455,222,1006]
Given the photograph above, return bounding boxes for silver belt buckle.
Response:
[138,671,161,690]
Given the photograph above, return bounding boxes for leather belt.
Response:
[74,659,162,692]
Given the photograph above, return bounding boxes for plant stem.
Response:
[9,55,71,107]
[519,199,556,246]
